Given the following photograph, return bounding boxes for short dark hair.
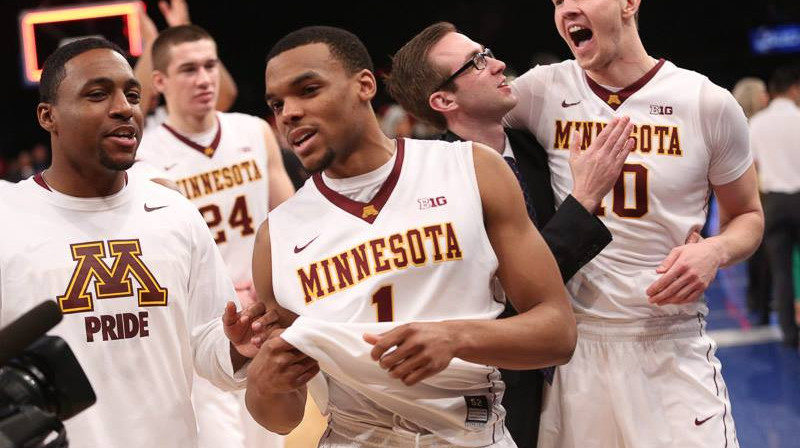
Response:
[152,25,215,72]
[39,38,126,103]
[265,26,373,75]
[385,22,457,130]
[769,65,800,95]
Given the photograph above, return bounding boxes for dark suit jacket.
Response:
[442,128,611,447]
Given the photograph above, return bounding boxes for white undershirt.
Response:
[321,148,397,202]
[179,118,219,147]
[502,136,514,159]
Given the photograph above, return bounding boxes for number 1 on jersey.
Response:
[372,285,394,322]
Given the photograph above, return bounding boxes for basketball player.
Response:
[130,24,294,448]
[245,26,576,447]
[0,38,270,448]
[386,22,632,447]
[503,1,764,446]
[133,0,239,119]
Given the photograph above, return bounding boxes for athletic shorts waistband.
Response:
[575,313,706,342]
[326,412,506,447]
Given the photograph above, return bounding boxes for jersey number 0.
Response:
[596,163,649,219]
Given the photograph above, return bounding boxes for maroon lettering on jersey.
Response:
[85,312,151,342]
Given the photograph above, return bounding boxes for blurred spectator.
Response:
[31,142,50,174]
[529,51,561,68]
[4,151,35,183]
[749,65,800,348]
[18,151,35,180]
[379,104,414,138]
[411,121,441,139]
[733,76,772,324]
[733,77,770,119]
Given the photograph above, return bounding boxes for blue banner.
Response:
[751,24,800,55]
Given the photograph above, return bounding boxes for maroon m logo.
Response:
[57,240,168,314]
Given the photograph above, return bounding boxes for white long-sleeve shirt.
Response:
[0,173,245,448]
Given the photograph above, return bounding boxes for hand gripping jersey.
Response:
[269,139,508,446]
[134,112,269,285]
[0,175,244,448]
[506,59,752,320]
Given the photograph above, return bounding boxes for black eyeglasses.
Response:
[433,48,494,93]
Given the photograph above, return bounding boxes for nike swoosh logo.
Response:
[163,163,178,171]
[294,235,320,253]
[561,100,581,108]
[144,204,168,212]
[694,414,715,426]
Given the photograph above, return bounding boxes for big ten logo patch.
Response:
[418,196,448,210]
[650,105,673,115]
[57,239,167,342]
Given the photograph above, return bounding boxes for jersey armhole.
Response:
[461,142,500,270]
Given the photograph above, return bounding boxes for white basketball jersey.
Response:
[0,175,242,448]
[135,112,269,284]
[507,59,752,320]
[269,138,507,444]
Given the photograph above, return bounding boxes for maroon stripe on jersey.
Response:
[33,172,51,191]
[585,58,666,110]
[161,116,222,158]
[697,312,729,447]
[313,138,405,224]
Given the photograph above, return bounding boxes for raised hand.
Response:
[136,3,158,43]
[158,0,191,27]
[222,301,279,358]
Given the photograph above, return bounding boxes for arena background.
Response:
[2,0,800,160]
[2,1,800,447]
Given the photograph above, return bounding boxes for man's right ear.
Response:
[429,90,457,114]
[37,103,55,133]
[152,70,167,93]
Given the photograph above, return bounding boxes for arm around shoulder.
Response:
[540,194,611,281]
[504,65,550,132]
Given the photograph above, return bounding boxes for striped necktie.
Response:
[504,156,538,226]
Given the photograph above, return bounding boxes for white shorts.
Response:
[319,415,517,448]
[192,374,284,448]
[538,314,738,448]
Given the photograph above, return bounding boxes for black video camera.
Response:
[0,301,96,448]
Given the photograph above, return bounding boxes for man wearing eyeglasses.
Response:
[387,22,632,447]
